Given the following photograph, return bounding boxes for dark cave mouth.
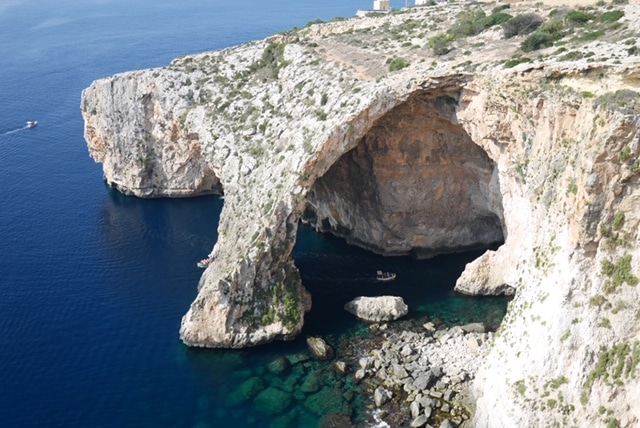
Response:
[301,90,506,260]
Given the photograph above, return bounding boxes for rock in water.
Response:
[344,296,408,322]
[253,387,293,416]
[306,336,334,360]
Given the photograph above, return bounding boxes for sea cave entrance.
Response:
[293,90,508,335]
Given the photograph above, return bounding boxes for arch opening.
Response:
[302,90,505,259]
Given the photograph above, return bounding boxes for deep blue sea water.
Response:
[0,1,509,426]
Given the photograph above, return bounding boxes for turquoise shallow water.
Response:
[0,0,509,426]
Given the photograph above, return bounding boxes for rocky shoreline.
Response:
[333,319,494,428]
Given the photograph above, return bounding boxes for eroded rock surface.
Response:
[304,92,504,258]
[82,2,640,426]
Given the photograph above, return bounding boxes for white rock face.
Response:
[344,296,409,322]
[81,2,640,426]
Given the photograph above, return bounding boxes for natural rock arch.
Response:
[302,90,505,259]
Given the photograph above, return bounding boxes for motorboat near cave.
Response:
[376,271,396,281]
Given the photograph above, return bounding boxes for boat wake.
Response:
[1,122,38,137]
[1,126,28,136]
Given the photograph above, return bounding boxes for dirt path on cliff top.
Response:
[315,30,520,83]
[311,0,640,84]
[321,42,379,81]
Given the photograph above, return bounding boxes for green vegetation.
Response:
[583,341,640,404]
[386,56,410,71]
[620,146,631,162]
[589,294,606,307]
[246,43,289,81]
[594,90,640,115]
[612,212,625,231]
[598,317,611,328]
[504,55,531,68]
[600,10,624,23]
[601,255,638,293]
[514,379,526,396]
[503,13,544,38]
[428,32,454,56]
[447,7,512,39]
[499,7,626,53]
[521,31,557,52]
[565,10,595,24]
[492,4,511,14]
[548,375,568,389]
[316,109,328,121]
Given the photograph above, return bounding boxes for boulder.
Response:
[344,296,408,322]
[460,322,486,334]
[333,361,348,375]
[410,414,429,427]
[374,387,392,407]
[412,370,436,391]
[440,420,455,428]
[306,336,334,360]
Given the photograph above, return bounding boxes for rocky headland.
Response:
[82,1,640,426]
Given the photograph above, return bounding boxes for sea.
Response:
[0,1,510,427]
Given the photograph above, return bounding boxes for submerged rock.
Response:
[318,413,353,428]
[253,387,293,416]
[304,386,347,416]
[227,377,265,405]
[267,356,291,375]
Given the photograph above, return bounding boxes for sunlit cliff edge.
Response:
[82,1,640,426]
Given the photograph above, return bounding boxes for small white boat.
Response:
[26,121,38,128]
[197,257,212,268]
[376,270,396,281]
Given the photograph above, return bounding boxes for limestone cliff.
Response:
[82,2,640,426]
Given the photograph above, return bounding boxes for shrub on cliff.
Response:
[521,31,556,52]
[600,10,624,23]
[520,18,564,52]
[449,8,512,38]
[565,9,594,24]
[502,13,544,38]
[449,8,487,37]
[386,57,409,71]
[428,32,454,56]
[594,90,640,115]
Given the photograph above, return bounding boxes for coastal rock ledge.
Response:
[82,2,640,426]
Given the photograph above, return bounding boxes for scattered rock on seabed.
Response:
[338,320,493,427]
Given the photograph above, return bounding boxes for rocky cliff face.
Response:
[82,2,640,426]
[304,91,504,258]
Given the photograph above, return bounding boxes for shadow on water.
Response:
[293,223,510,337]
